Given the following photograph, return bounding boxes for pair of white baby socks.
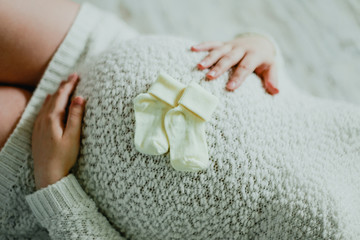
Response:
[133,72,218,172]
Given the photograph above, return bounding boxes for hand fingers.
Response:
[64,96,85,140]
[226,53,260,91]
[197,45,232,70]
[34,94,51,133]
[263,64,279,95]
[38,94,52,115]
[50,73,79,115]
[206,49,245,80]
[191,41,223,52]
[34,92,63,140]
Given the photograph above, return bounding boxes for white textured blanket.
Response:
[75,36,360,239]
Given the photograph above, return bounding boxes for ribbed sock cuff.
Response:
[0,3,103,210]
[25,174,88,221]
[148,71,185,107]
[178,82,218,121]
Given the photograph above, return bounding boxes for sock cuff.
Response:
[178,82,218,121]
[148,72,185,107]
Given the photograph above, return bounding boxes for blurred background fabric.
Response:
[74,0,360,104]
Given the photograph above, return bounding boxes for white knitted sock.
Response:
[133,72,185,155]
[164,82,218,171]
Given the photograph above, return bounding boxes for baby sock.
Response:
[133,72,185,155]
[164,82,218,172]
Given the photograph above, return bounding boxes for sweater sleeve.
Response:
[25,174,124,240]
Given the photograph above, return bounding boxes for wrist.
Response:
[35,168,69,190]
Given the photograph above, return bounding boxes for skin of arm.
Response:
[0,0,79,87]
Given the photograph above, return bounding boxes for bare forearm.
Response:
[0,0,80,87]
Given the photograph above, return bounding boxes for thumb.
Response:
[64,96,85,140]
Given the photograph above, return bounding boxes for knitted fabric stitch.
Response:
[72,36,360,239]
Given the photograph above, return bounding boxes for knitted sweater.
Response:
[1,3,360,240]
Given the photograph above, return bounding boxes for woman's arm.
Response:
[27,74,123,239]
[0,0,79,87]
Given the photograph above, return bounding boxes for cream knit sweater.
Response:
[1,3,360,240]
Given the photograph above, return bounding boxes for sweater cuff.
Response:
[25,174,88,221]
[148,71,185,107]
[178,82,218,121]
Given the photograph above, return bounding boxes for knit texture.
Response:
[71,36,360,239]
[26,174,122,239]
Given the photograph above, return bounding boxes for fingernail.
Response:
[267,81,276,89]
[207,70,216,78]
[270,88,279,95]
[267,81,279,95]
[191,46,198,51]
[71,73,79,81]
[227,82,235,89]
[73,96,84,105]
[198,62,207,69]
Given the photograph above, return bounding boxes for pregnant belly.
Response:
[73,36,357,239]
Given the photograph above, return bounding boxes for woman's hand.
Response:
[191,35,279,95]
[32,73,85,190]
